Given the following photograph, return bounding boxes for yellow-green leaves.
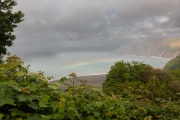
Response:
[14,72,25,77]
[0,114,3,120]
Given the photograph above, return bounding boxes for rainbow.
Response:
[57,58,122,71]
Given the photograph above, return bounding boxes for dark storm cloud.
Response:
[8,0,180,57]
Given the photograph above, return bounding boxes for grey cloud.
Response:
[8,0,180,58]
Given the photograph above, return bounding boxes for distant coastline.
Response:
[49,74,107,87]
[78,73,107,77]
[48,73,107,83]
[127,55,172,60]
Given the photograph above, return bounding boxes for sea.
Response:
[23,52,171,81]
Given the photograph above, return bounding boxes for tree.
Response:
[102,61,146,94]
[0,0,24,57]
[102,60,177,97]
[140,65,155,83]
[154,68,173,82]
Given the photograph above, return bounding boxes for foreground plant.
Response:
[0,55,180,120]
[0,54,60,119]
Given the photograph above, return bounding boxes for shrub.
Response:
[168,80,180,93]
[169,69,180,81]
[102,60,178,100]
[103,61,146,94]
[0,55,60,119]
[154,68,173,82]
[1,55,180,119]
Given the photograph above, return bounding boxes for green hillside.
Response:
[163,55,180,70]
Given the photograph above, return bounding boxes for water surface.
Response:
[23,52,170,79]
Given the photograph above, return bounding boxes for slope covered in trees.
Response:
[163,55,180,70]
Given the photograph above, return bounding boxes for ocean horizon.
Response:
[22,52,171,80]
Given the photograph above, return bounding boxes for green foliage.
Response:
[58,85,180,119]
[140,65,155,83]
[103,61,147,94]
[163,55,180,70]
[0,54,59,119]
[169,69,180,81]
[154,68,172,82]
[1,55,180,119]
[103,61,146,93]
[168,80,180,93]
[0,0,24,56]
[103,60,179,101]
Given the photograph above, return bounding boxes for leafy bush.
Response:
[169,69,180,81]
[0,54,60,119]
[102,60,179,101]
[103,61,146,93]
[1,55,180,119]
[140,65,155,83]
[154,68,172,82]
[168,80,180,93]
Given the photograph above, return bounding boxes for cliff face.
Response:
[114,38,180,58]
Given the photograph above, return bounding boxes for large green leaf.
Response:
[38,94,49,103]
[0,97,15,106]
[9,108,26,117]
[26,84,38,92]
[17,94,37,102]
[17,94,28,102]
[39,102,49,108]
[8,84,22,92]
[0,90,5,99]
[28,102,39,110]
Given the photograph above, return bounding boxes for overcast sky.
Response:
[8,0,180,59]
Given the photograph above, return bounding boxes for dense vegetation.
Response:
[102,60,180,119]
[163,55,180,70]
[0,55,180,120]
[102,61,179,98]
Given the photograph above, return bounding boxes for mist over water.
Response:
[23,52,170,80]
